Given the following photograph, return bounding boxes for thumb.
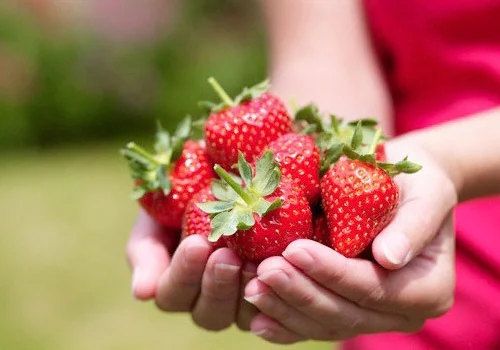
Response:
[372,175,457,270]
[127,210,178,300]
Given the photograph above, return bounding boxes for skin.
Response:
[126,0,500,344]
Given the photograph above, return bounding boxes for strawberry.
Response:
[319,123,421,258]
[375,143,387,162]
[312,214,331,246]
[121,117,214,229]
[197,151,313,263]
[264,133,321,204]
[202,78,292,171]
[182,185,226,249]
[321,158,399,257]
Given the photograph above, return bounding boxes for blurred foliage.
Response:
[0,142,334,350]
[0,0,267,151]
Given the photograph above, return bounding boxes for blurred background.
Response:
[0,1,331,349]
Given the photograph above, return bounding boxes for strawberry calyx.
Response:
[295,103,384,154]
[198,77,270,114]
[120,116,193,200]
[197,150,283,242]
[295,103,422,177]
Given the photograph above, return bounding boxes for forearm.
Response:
[259,0,393,134]
[398,108,500,202]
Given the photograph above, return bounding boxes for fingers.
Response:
[127,210,176,300]
[236,262,259,331]
[254,257,411,335]
[245,278,338,341]
[191,248,242,331]
[250,313,306,345]
[372,156,457,269]
[155,234,213,311]
[283,235,454,318]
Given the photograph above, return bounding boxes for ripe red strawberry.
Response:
[312,214,331,246]
[265,133,321,204]
[321,157,400,257]
[182,185,226,249]
[198,151,313,263]
[319,127,421,257]
[202,78,292,170]
[121,117,214,229]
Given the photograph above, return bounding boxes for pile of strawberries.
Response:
[121,78,421,263]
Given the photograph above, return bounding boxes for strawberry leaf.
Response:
[121,115,196,199]
[258,169,281,196]
[343,144,361,160]
[211,179,239,202]
[348,118,378,127]
[238,151,253,187]
[320,142,344,175]
[359,154,376,165]
[202,151,284,239]
[253,198,280,217]
[157,165,171,195]
[252,150,281,195]
[154,122,171,154]
[295,104,328,133]
[300,124,318,135]
[395,158,423,174]
[130,187,147,201]
[234,79,269,104]
[351,121,363,150]
[196,201,235,214]
[235,211,255,230]
[330,114,342,134]
[209,212,240,242]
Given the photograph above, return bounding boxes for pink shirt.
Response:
[345,1,500,349]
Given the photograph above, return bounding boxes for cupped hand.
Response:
[243,143,458,344]
[126,209,258,331]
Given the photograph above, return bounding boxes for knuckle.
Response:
[321,259,348,288]
[340,315,365,332]
[154,297,185,312]
[428,293,454,318]
[191,313,231,332]
[293,290,318,308]
[356,283,385,308]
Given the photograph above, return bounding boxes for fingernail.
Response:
[252,328,269,337]
[244,295,263,304]
[214,263,240,283]
[282,247,314,269]
[382,233,411,266]
[258,269,289,284]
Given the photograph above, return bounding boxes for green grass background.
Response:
[0,143,336,350]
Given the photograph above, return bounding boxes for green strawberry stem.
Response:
[126,142,161,165]
[208,77,234,107]
[368,128,382,154]
[214,164,253,204]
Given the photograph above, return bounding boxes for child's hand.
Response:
[243,145,457,344]
[126,210,258,331]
